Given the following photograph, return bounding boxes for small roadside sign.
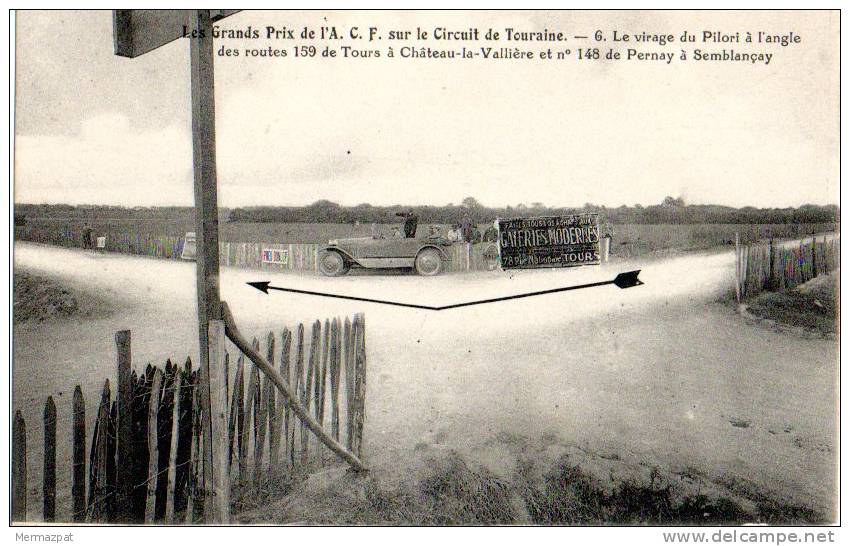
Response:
[498,213,601,270]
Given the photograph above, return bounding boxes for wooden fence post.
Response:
[266,332,280,469]
[145,369,162,523]
[115,330,134,521]
[88,380,111,522]
[734,233,741,302]
[165,371,182,524]
[330,318,341,442]
[318,319,330,462]
[228,355,244,479]
[277,328,291,468]
[72,386,86,522]
[13,410,27,522]
[344,317,355,450]
[207,319,231,524]
[303,321,320,465]
[352,314,367,458]
[43,396,57,522]
[294,324,305,468]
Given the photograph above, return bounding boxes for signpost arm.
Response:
[189,9,222,522]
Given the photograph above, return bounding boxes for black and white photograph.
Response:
[8,7,842,538]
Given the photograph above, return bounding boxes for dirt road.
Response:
[13,242,838,519]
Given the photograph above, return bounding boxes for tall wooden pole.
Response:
[190,9,221,521]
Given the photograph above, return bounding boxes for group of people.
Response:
[369,210,500,244]
[447,217,499,244]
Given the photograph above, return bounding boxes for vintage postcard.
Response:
[9,8,841,538]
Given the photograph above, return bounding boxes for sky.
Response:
[13,10,840,208]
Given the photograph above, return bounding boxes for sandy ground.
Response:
[12,242,838,520]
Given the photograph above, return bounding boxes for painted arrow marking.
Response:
[246,270,643,311]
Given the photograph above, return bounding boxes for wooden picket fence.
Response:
[735,235,840,301]
[15,224,500,273]
[11,314,366,524]
[14,226,185,259]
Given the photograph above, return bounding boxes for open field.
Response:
[15,219,838,259]
[12,242,838,522]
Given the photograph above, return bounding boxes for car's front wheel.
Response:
[319,250,348,276]
[414,248,443,276]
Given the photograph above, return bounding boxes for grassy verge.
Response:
[13,269,111,323]
[235,448,827,525]
[744,272,838,336]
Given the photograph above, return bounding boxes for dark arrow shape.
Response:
[246,270,643,311]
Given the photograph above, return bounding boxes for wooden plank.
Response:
[43,396,57,522]
[235,354,247,482]
[156,364,177,520]
[72,386,86,522]
[113,10,192,58]
[255,373,270,485]
[186,379,202,523]
[274,329,291,468]
[266,332,281,468]
[280,328,293,468]
[352,314,367,458]
[107,401,118,521]
[329,318,341,441]
[344,317,355,450]
[88,381,110,522]
[302,321,320,466]
[12,410,27,522]
[293,324,305,468]
[228,354,244,477]
[318,319,330,462]
[165,372,182,523]
[207,319,231,524]
[115,330,134,521]
[145,368,163,523]
[243,353,259,482]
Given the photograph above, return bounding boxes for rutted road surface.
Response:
[13,242,838,518]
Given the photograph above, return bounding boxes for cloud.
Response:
[15,113,193,205]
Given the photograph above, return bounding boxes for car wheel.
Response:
[319,250,347,276]
[415,248,443,276]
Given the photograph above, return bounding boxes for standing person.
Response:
[395,209,419,238]
[448,224,461,242]
[371,222,381,239]
[82,223,93,250]
[460,214,473,243]
[483,220,499,243]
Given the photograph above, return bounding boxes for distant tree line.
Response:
[15,197,839,226]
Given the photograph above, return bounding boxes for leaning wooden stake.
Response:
[220,302,367,472]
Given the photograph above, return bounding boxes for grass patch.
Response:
[418,452,517,525]
[13,270,111,323]
[745,273,838,335]
[235,451,828,525]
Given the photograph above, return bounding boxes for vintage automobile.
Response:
[319,235,452,276]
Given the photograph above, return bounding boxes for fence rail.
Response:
[11,315,366,524]
[734,235,839,301]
